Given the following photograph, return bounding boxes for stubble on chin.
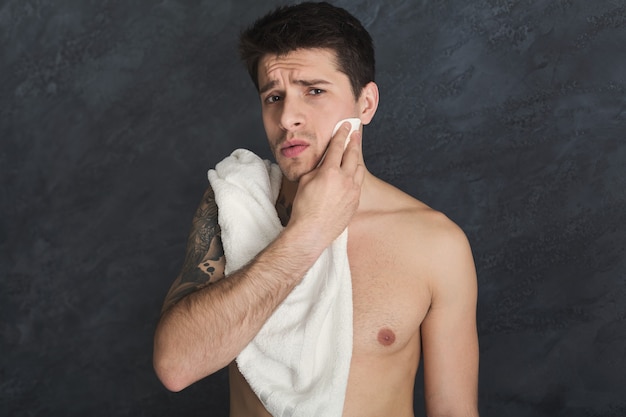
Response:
[277,159,318,183]
[279,165,307,183]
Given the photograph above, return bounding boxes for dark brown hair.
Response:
[239,2,375,99]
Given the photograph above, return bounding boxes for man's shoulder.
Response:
[365,178,469,251]
[360,177,475,299]
[381,186,476,295]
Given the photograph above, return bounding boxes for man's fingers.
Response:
[340,129,362,173]
[354,162,366,187]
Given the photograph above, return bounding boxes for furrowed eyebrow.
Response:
[294,79,331,88]
[259,79,332,95]
[259,80,278,95]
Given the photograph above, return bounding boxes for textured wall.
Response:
[1,1,624,416]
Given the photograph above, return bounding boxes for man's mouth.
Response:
[280,140,309,158]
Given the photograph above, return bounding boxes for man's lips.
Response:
[280,140,309,158]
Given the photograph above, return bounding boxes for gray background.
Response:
[1,0,625,416]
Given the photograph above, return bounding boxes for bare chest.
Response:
[347,228,431,356]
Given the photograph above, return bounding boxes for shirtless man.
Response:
[153,3,479,416]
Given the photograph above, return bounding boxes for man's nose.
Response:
[279,95,304,131]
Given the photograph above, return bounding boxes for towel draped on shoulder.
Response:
[208,148,353,417]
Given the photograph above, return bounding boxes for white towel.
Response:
[207,148,353,417]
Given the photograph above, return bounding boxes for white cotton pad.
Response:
[332,118,361,149]
[317,118,362,167]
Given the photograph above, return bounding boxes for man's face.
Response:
[257,48,361,182]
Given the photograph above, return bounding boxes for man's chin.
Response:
[280,169,306,183]
[278,162,315,183]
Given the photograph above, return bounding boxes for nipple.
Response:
[377,328,396,346]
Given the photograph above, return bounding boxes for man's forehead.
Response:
[258,48,341,84]
[258,48,340,76]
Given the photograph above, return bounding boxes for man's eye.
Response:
[266,95,281,104]
[309,88,324,95]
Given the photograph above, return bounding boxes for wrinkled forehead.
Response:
[257,48,341,83]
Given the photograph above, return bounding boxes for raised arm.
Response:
[153,124,364,392]
[420,219,480,417]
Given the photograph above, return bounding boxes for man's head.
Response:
[239,1,375,100]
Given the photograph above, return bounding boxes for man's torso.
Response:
[229,179,437,417]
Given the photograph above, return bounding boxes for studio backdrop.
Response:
[1,1,624,416]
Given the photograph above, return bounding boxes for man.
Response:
[153,2,479,417]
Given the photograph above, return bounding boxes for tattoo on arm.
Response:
[162,186,226,312]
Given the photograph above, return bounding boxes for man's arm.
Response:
[420,218,480,417]
[159,186,226,316]
[153,124,365,392]
[154,199,324,392]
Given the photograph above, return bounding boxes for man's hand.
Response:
[289,121,365,247]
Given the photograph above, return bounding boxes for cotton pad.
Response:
[332,118,361,149]
[317,118,361,167]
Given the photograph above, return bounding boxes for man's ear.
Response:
[357,81,379,125]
